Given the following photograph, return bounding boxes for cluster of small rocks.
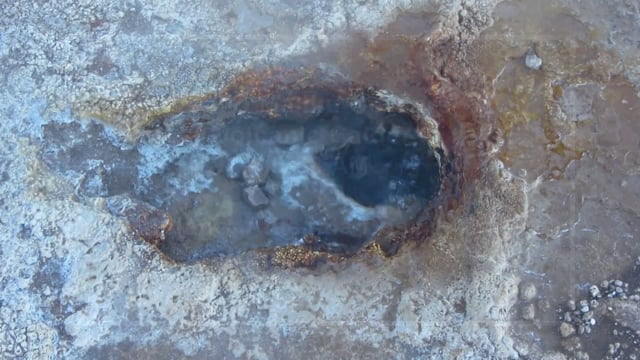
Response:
[559,279,634,338]
[557,259,640,360]
[604,341,639,360]
[225,152,272,208]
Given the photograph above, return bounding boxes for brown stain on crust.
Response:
[106,196,173,247]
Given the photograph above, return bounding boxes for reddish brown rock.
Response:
[106,195,173,247]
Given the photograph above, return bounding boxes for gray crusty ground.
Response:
[1,0,639,358]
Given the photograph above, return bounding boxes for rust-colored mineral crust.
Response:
[270,246,344,269]
[106,196,173,247]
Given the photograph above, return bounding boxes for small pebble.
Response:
[519,282,537,301]
[564,312,572,322]
[582,311,593,321]
[614,280,623,287]
[601,280,610,289]
[589,318,596,326]
[560,322,576,337]
[567,300,576,311]
[590,300,598,308]
[589,285,601,298]
[615,286,624,294]
[581,305,590,313]
[525,52,543,70]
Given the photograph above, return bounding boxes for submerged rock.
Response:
[105,195,173,246]
[242,156,270,185]
[244,185,270,208]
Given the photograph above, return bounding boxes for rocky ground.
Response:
[1,0,639,359]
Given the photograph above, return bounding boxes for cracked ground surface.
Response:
[1,0,640,358]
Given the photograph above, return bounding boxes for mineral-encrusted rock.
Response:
[525,51,543,70]
[242,156,269,185]
[519,282,537,301]
[226,152,253,180]
[244,185,269,207]
[560,322,576,338]
[106,195,173,246]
